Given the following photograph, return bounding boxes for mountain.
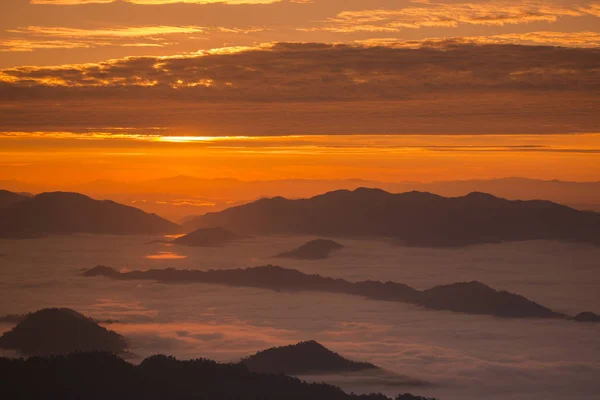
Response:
[243,340,378,375]
[84,265,564,319]
[187,188,600,247]
[400,178,600,212]
[420,282,557,317]
[0,352,435,400]
[0,191,179,238]
[0,190,29,208]
[574,312,600,323]
[275,239,344,260]
[6,177,600,222]
[173,227,242,247]
[0,308,127,356]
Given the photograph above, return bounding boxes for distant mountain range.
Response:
[187,188,600,247]
[2,176,600,221]
[0,191,178,238]
[84,265,573,319]
[2,187,599,247]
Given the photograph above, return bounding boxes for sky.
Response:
[0,0,599,186]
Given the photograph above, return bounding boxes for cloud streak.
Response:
[356,31,600,48]
[307,1,599,33]
[30,0,281,4]
[1,25,267,52]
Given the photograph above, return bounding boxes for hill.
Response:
[84,265,564,319]
[243,340,378,374]
[0,190,29,208]
[275,239,344,260]
[0,191,179,238]
[0,308,127,356]
[173,227,242,247]
[574,312,600,323]
[0,352,435,400]
[185,188,600,247]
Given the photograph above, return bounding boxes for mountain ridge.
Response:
[242,340,379,375]
[186,188,600,247]
[0,191,179,238]
[83,265,567,320]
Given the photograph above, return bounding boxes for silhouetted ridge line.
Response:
[574,312,600,323]
[187,188,600,246]
[173,226,243,247]
[84,265,563,319]
[0,308,127,356]
[0,191,179,238]
[275,239,344,260]
[0,189,29,208]
[243,340,379,375]
[0,352,436,400]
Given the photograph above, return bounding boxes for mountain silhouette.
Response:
[574,312,600,323]
[0,191,179,238]
[0,308,127,356]
[185,188,600,247]
[0,189,29,208]
[275,239,344,260]
[84,265,563,319]
[243,340,378,375]
[0,352,436,400]
[173,226,242,247]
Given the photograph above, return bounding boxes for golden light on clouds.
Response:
[30,0,280,4]
[310,2,595,33]
[355,31,600,48]
[10,26,206,38]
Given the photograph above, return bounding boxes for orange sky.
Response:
[1,0,599,188]
[1,133,599,185]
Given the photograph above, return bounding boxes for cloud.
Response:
[355,31,600,48]
[30,0,281,4]
[10,25,206,38]
[306,1,599,33]
[0,39,95,52]
[0,41,598,134]
[1,25,267,52]
[1,41,598,97]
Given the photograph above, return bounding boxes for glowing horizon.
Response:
[1,132,599,187]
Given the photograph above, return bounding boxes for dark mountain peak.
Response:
[242,340,378,375]
[0,190,179,238]
[463,191,501,200]
[421,281,561,318]
[174,226,241,247]
[0,308,127,356]
[353,187,389,195]
[33,191,93,202]
[397,190,445,201]
[83,265,120,278]
[0,189,30,208]
[430,280,491,291]
[296,339,321,347]
[275,239,344,260]
[574,312,600,323]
